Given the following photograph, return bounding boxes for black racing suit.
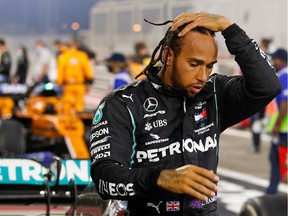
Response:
[90,24,281,215]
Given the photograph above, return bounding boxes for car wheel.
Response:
[0,119,26,156]
[238,194,287,216]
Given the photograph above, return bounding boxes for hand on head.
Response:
[171,12,232,37]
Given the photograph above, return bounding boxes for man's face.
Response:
[166,31,218,97]
[106,61,122,73]
[0,45,4,52]
[106,61,115,73]
[272,58,285,72]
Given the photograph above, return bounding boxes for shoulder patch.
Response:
[93,102,106,125]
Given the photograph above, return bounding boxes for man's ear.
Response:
[162,46,174,65]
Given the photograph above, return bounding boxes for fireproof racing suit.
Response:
[90,24,281,215]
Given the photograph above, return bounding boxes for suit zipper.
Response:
[183,96,187,113]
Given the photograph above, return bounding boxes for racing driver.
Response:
[89,12,281,216]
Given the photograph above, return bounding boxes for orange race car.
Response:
[0,82,93,161]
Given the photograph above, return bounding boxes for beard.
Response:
[170,57,198,98]
[171,57,183,89]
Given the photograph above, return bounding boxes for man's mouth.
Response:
[188,85,203,94]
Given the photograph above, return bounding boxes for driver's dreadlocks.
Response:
[135,19,215,79]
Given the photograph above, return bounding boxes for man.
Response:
[106,52,131,90]
[266,48,288,194]
[129,42,151,80]
[57,37,94,112]
[0,38,11,83]
[30,40,55,84]
[133,42,150,64]
[53,39,68,58]
[14,45,29,84]
[90,12,280,215]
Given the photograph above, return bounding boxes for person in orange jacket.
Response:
[53,39,69,58]
[57,37,94,112]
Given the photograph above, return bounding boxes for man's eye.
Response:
[190,63,198,67]
[207,65,214,69]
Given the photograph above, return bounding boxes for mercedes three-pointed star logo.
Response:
[143,97,158,112]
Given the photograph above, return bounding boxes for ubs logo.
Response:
[143,97,158,112]
[145,119,167,131]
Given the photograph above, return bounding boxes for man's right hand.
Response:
[157,165,219,201]
[171,12,232,37]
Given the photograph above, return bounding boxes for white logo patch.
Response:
[143,97,158,112]
[122,94,134,102]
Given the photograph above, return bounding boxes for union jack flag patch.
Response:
[166,201,180,211]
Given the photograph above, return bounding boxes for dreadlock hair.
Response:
[135,19,215,79]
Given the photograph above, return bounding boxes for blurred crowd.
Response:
[0,37,151,85]
[0,37,152,112]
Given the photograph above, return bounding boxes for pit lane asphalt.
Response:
[217,128,287,215]
[219,128,271,179]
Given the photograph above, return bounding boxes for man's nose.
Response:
[196,66,209,82]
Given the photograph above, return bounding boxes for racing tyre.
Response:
[238,194,287,216]
[0,119,26,156]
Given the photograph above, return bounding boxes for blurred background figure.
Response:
[71,35,97,66]
[78,38,96,64]
[56,36,94,112]
[29,40,55,84]
[249,38,275,154]
[106,52,131,90]
[53,39,68,58]
[12,45,29,84]
[249,107,266,153]
[129,41,150,80]
[0,38,12,83]
[266,48,288,194]
[260,38,275,54]
[132,41,150,65]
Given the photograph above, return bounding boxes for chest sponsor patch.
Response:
[136,134,217,163]
[143,97,158,112]
[144,119,167,131]
[193,101,208,129]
